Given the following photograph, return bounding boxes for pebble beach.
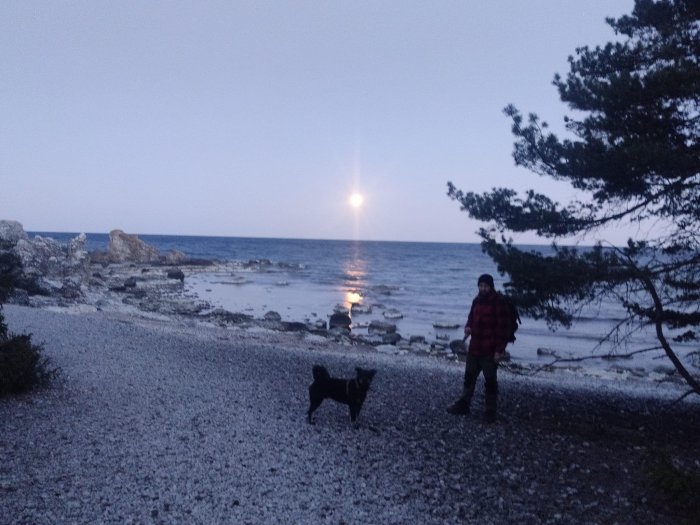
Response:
[2,304,699,525]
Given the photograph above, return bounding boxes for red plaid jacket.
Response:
[465,290,510,356]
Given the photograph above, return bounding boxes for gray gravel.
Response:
[1,305,698,524]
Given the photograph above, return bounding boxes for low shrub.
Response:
[0,329,56,397]
[0,249,57,397]
[649,451,700,522]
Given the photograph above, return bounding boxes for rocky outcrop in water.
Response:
[105,229,160,263]
[0,220,28,245]
[0,220,91,298]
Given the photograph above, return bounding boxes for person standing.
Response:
[447,273,510,422]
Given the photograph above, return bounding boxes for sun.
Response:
[349,193,364,208]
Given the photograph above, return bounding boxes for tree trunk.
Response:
[641,274,700,397]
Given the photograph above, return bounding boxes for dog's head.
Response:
[355,367,376,390]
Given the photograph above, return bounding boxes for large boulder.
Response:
[1,222,91,298]
[0,220,28,246]
[67,233,90,275]
[15,233,90,280]
[107,230,160,263]
[329,312,351,331]
[163,249,187,265]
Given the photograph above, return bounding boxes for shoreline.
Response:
[13,299,699,403]
[5,224,693,387]
[18,256,695,396]
[1,304,699,524]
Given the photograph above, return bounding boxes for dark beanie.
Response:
[477,273,495,289]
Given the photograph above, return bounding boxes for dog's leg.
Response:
[307,385,323,424]
[349,401,360,422]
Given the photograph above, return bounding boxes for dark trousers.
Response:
[462,353,498,414]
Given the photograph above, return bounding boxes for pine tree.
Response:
[448,0,700,396]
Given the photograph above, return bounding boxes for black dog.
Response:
[307,365,376,424]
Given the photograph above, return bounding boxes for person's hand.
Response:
[464,327,471,339]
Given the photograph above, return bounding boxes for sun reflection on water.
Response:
[345,291,362,305]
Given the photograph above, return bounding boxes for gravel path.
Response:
[1,305,698,524]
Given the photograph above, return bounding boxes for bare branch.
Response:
[668,389,699,406]
[500,346,664,376]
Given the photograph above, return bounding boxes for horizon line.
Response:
[24,228,580,248]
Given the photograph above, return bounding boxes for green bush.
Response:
[0,319,56,397]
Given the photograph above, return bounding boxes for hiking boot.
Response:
[482,411,497,424]
[446,397,470,415]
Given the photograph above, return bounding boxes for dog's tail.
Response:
[312,365,330,383]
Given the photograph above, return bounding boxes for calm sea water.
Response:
[32,232,683,371]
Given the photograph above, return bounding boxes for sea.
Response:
[31,232,696,376]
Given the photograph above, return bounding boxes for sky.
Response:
[1,0,636,244]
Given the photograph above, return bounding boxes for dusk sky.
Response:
[1,1,635,244]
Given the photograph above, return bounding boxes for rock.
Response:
[90,251,111,265]
[16,236,64,275]
[33,277,61,296]
[107,230,160,263]
[449,339,467,355]
[170,300,208,316]
[242,259,272,270]
[10,229,90,297]
[67,233,90,273]
[383,309,403,320]
[610,365,648,378]
[166,269,185,282]
[430,342,447,352]
[9,288,30,305]
[207,309,254,325]
[60,277,82,299]
[351,303,372,314]
[123,277,138,288]
[163,250,186,265]
[264,311,282,322]
[281,321,307,332]
[409,335,426,345]
[329,312,351,331]
[537,348,559,357]
[333,304,350,315]
[311,319,326,330]
[0,220,29,246]
[652,365,676,376]
[373,285,398,296]
[368,320,396,335]
[382,333,402,345]
[220,276,248,285]
[328,327,351,340]
[433,321,461,329]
